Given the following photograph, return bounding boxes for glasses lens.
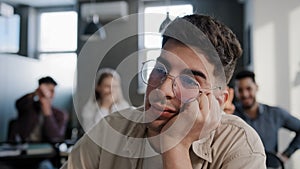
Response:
[142,60,167,87]
[173,74,200,103]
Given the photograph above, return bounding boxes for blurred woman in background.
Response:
[81,68,130,131]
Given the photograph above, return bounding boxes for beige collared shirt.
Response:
[62,107,266,169]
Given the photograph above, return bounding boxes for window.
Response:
[0,14,20,53]
[138,4,193,93]
[38,10,78,87]
[39,11,77,52]
[39,53,77,88]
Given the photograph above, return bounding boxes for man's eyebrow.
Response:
[157,57,171,68]
[182,69,207,80]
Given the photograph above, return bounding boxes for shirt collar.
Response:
[236,102,264,115]
[191,130,215,163]
[258,103,264,114]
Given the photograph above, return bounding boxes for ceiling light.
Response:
[159,12,171,33]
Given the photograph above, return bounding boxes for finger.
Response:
[39,86,47,96]
[206,93,219,122]
[207,94,222,121]
[197,93,209,119]
[227,88,234,102]
[199,93,222,138]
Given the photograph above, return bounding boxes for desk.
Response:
[0,143,57,169]
[57,141,75,165]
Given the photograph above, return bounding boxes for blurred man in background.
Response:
[8,76,68,143]
[230,70,300,166]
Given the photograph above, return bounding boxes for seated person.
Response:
[81,68,130,131]
[229,70,300,165]
[8,76,68,143]
[63,14,266,169]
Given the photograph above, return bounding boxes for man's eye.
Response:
[149,66,167,79]
[154,67,166,74]
[153,63,167,75]
[179,75,199,89]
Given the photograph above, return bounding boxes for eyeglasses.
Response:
[141,60,220,103]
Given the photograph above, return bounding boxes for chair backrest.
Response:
[266,152,284,169]
[7,119,19,143]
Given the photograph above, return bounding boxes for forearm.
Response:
[162,145,193,169]
[43,113,66,141]
[283,115,300,157]
[283,130,300,157]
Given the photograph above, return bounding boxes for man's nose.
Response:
[240,90,249,98]
[158,75,175,99]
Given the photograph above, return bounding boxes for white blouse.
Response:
[81,100,130,131]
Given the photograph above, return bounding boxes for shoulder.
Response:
[215,114,265,155]
[89,107,146,137]
[261,103,290,117]
[15,93,36,109]
[16,92,34,102]
[219,114,260,141]
[83,99,97,109]
[260,103,285,112]
[80,107,147,157]
[82,100,98,115]
[111,101,131,112]
[233,103,244,116]
[220,113,250,127]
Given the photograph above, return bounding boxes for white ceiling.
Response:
[0,0,76,7]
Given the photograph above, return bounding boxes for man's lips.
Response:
[241,97,252,102]
[148,104,178,120]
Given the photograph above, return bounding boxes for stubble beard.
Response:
[242,97,257,110]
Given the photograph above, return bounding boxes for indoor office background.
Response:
[0,0,299,168]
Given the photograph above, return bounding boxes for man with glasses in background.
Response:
[63,14,266,169]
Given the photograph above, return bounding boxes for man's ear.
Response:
[216,89,229,107]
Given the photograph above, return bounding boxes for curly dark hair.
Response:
[235,70,256,83]
[162,14,242,84]
[38,76,57,86]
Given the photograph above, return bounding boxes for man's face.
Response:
[39,83,56,100]
[144,39,215,133]
[235,77,258,109]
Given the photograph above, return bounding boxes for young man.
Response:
[63,14,266,169]
[8,76,68,143]
[233,70,300,163]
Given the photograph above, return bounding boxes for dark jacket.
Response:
[8,93,68,142]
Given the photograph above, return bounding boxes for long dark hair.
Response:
[95,73,113,100]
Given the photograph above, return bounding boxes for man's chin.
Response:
[242,102,255,109]
[146,121,166,135]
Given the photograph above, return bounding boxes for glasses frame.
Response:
[141,60,221,103]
